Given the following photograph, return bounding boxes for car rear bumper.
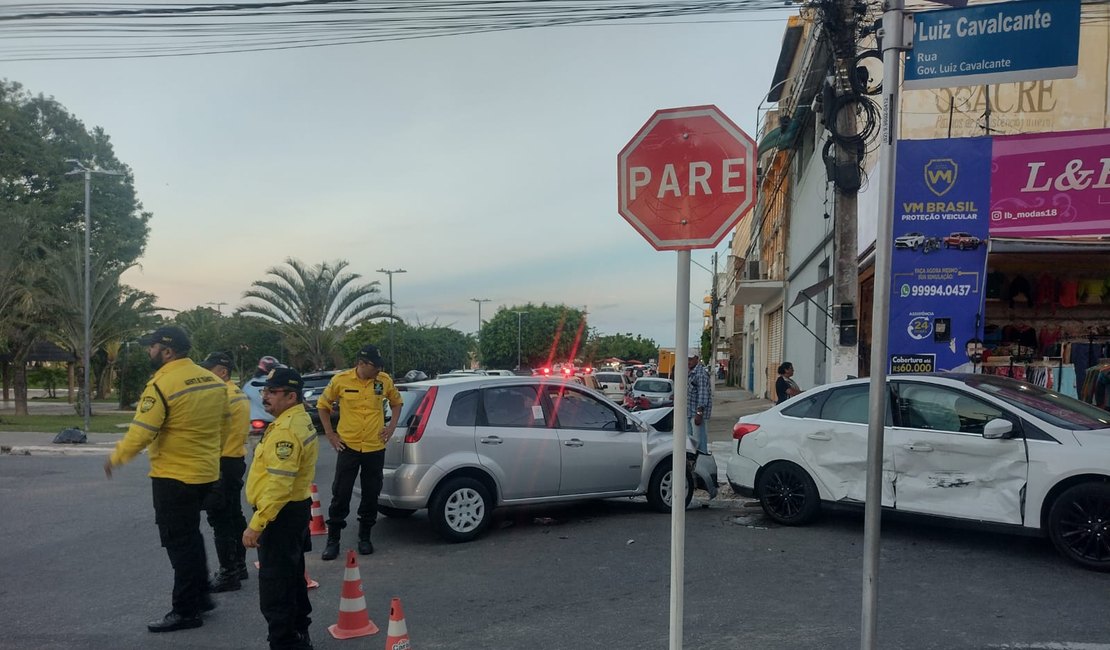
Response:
[726,454,760,497]
[379,464,442,510]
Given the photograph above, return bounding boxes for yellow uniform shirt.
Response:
[316,369,402,453]
[109,357,227,484]
[245,403,319,532]
[220,380,251,458]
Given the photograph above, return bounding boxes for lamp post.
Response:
[470,298,491,367]
[512,311,529,370]
[376,268,407,373]
[65,160,122,434]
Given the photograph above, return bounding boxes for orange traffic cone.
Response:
[327,550,379,640]
[309,484,328,536]
[305,569,319,590]
[384,598,411,650]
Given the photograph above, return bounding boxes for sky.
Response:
[3,3,793,348]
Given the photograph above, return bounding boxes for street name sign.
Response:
[903,0,1080,90]
[617,105,755,251]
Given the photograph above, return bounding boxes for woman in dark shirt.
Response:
[775,362,802,404]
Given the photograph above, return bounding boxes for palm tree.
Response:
[238,258,393,370]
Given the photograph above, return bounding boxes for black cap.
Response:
[138,326,191,353]
[263,367,303,392]
[356,344,385,367]
[200,351,234,370]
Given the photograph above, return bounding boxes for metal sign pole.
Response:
[669,249,691,649]
[862,1,906,648]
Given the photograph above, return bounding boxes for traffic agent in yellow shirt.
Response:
[242,367,319,650]
[316,344,402,559]
[104,326,227,633]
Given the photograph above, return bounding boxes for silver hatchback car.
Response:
[379,376,717,542]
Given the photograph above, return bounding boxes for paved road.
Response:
[3,451,1108,650]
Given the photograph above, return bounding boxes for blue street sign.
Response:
[904,0,1080,90]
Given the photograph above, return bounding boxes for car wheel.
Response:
[429,477,492,543]
[647,460,694,513]
[756,461,820,525]
[378,506,416,519]
[1048,482,1110,572]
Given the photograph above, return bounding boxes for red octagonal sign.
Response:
[618,105,756,251]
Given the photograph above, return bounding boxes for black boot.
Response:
[357,524,373,555]
[321,534,341,561]
[147,611,203,633]
[209,569,241,593]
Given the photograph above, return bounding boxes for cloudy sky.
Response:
[4,2,792,347]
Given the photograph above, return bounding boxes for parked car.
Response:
[944,231,983,250]
[594,371,629,402]
[483,369,517,377]
[894,232,925,250]
[629,377,674,408]
[378,376,718,542]
[302,370,341,429]
[725,373,1110,571]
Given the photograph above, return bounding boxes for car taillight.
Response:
[250,419,267,433]
[405,386,438,444]
[733,423,760,440]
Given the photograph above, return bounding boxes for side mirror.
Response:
[982,418,1013,439]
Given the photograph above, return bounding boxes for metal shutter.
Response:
[767,307,783,395]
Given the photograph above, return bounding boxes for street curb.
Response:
[1,444,115,456]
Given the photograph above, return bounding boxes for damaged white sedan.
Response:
[726,374,1110,571]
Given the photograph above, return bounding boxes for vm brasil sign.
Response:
[617,105,756,251]
[903,0,1080,90]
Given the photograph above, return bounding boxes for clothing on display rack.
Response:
[1079,362,1110,408]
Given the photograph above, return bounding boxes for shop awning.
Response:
[989,237,1110,253]
[730,279,785,306]
[789,276,834,309]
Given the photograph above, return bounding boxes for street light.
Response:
[377,268,407,373]
[512,311,529,370]
[65,159,123,434]
[469,298,491,367]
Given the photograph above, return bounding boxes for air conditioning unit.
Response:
[746,260,763,280]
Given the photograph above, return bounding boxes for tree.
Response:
[238,258,393,371]
[169,310,282,380]
[478,304,587,370]
[0,79,151,414]
[590,332,661,364]
[341,320,470,377]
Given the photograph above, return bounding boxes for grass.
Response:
[0,413,134,433]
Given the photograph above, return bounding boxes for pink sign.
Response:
[989,128,1110,237]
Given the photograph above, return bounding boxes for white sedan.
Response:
[726,374,1110,571]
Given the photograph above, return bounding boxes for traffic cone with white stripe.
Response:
[327,550,379,640]
[384,598,411,650]
[309,483,328,536]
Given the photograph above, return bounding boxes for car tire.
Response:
[647,460,694,513]
[378,506,416,519]
[1047,482,1110,572]
[756,461,821,526]
[428,477,493,543]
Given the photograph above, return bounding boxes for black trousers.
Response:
[326,447,385,537]
[205,456,248,574]
[258,498,312,650]
[151,477,215,617]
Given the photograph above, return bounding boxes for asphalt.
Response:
[0,382,776,458]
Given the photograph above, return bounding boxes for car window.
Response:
[543,385,620,431]
[634,379,671,393]
[965,375,1110,431]
[481,385,543,428]
[596,373,622,384]
[895,383,1005,434]
[781,394,821,418]
[446,389,478,426]
[820,385,871,424]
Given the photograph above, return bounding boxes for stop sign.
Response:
[618,105,756,251]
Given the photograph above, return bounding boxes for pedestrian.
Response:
[687,354,712,454]
[104,326,227,633]
[775,362,803,404]
[199,351,251,593]
[242,367,319,650]
[316,344,403,560]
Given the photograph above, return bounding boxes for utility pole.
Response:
[65,160,122,434]
[470,298,491,367]
[205,301,227,315]
[377,268,407,373]
[512,311,529,370]
[710,252,719,372]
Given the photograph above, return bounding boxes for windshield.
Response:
[635,379,671,393]
[966,375,1110,431]
[595,373,622,383]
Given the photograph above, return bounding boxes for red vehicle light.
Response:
[405,386,439,444]
[250,419,267,434]
[732,423,760,440]
[562,366,572,375]
[542,367,551,375]
[583,367,593,374]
